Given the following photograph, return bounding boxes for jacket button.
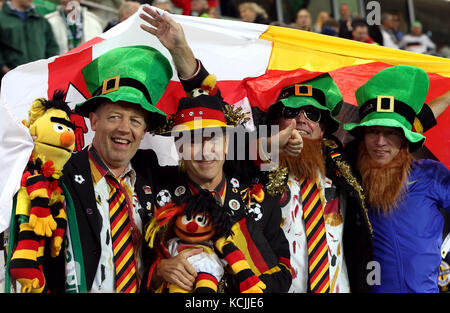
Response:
[86,208,93,215]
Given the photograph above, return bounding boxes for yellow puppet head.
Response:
[26,91,75,177]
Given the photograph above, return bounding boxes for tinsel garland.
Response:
[266,165,289,197]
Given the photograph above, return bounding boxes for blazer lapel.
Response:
[134,172,155,226]
[63,149,103,247]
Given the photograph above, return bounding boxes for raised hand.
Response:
[139,5,197,78]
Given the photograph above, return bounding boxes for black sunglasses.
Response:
[281,106,321,123]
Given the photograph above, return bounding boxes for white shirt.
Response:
[280,173,350,293]
[399,34,436,54]
[380,27,399,49]
[89,162,144,292]
[45,7,103,54]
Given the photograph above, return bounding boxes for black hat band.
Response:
[277,84,327,108]
[360,95,416,125]
[92,76,153,105]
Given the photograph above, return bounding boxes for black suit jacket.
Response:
[59,148,160,291]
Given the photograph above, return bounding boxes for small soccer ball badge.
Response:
[156,189,172,207]
[247,202,263,221]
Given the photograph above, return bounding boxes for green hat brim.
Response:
[75,86,167,130]
[279,95,329,111]
[343,117,425,151]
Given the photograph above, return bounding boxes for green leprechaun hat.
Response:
[75,45,173,129]
[343,65,429,151]
[265,73,343,133]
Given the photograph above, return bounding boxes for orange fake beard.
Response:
[357,142,413,215]
[280,138,325,183]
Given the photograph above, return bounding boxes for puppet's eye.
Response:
[195,215,208,227]
[53,123,65,133]
[181,215,193,225]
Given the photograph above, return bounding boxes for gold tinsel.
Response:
[149,113,176,135]
[266,165,289,197]
[223,104,250,127]
[335,160,373,236]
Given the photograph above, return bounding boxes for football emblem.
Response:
[156,189,172,207]
[248,202,263,221]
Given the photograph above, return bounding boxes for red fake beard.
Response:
[357,141,413,215]
[280,138,325,183]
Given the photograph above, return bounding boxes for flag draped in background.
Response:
[0,5,449,232]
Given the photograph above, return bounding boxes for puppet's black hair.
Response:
[40,89,72,117]
[182,189,233,238]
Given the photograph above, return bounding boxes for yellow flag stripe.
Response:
[261,25,450,77]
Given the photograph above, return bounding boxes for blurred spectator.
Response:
[313,11,329,33]
[198,4,217,18]
[171,0,217,16]
[351,12,361,20]
[368,24,383,46]
[321,17,339,37]
[0,0,59,80]
[219,0,235,17]
[270,20,289,27]
[191,0,207,16]
[46,0,103,54]
[439,45,450,58]
[120,0,140,18]
[399,21,436,54]
[391,12,404,42]
[34,0,56,15]
[238,2,270,25]
[152,0,173,12]
[351,19,375,44]
[338,3,352,39]
[104,0,140,32]
[380,13,399,49]
[294,8,312,31]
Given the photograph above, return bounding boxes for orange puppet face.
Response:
[174,213,216,243]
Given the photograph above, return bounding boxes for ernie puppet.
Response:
[7,91,75,293]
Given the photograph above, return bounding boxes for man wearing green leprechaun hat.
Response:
[343,64,450,293]
[43,7,210,292]
[59,44,195,293]
[263,73,372,293]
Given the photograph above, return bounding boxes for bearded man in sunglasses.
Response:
[264,74,372,293]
